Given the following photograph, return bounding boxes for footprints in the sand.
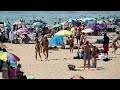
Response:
[7,49,13,51]
[36,59,60,61]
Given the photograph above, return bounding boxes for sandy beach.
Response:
[0,34,120,79]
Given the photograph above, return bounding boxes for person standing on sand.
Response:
[76,27,81,45]
[112,31,120,54]
[103,33,109,55]
[35,38,42,61]
[80,41,94,70]
[9,30,14,44]
[80,32,86,46]
[68,35,74,53]
[39,34,44,53]
[43,36,49,60]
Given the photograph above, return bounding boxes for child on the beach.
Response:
[35,38,42,61]
[16,64,24,79]
[68,35,74,53]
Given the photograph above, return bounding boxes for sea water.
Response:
[0,11,120,26]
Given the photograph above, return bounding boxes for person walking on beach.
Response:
[35,38,42,61]
[9,30,14,44]
[39,34,44,53]
[81,41,94,70]
[103,33,109,55]
[43,36,49,60]
[112,31,120,54]
[68,35,74,53]
[80,32,86,46]
[76,27,81,45]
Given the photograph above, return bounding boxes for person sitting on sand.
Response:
[80,41,94,70]
[112,31,120,54]
[43,36,49,60]
[22,34,31,44]
[35,38,42,61]
[68,35,74,53]
[16,64,24,79]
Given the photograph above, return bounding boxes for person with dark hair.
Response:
[68,35,74,53]
[81,41,94,70]
[43,36,49,60]
[35,38,42,61]
[2,48,7,52]
[16,64,24,79]
[76,27,81,45]
[103,33,109,55]
[91,46,99,68]
[112,32,120,54]
[39,34,44,53]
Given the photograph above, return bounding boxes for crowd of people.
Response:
[0,16,120,79]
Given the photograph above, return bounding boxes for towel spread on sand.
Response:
[0,52,7,62]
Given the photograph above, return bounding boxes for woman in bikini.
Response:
[39,35,44,53]
[35,38,42,61]
[112,31,120,54]
[43,36,49,60]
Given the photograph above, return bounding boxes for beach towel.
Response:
[2,62,9,79]
[98,67,105,71]
[27,76,35,79]
[0,52,7,62]
[9,67,17,79]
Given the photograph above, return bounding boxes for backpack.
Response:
[68,64,76,70]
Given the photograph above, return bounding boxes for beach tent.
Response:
[49,36,64,46]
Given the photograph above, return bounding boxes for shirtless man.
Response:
[68,35,74,53]
[76,27,81,45]
[81,41,94,70]
[43,36,49,60]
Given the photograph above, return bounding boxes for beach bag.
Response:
[103,58,112,62]
[73,56,80,59]
[68,64,76,70]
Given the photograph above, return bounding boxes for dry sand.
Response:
[0,34,120,79]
